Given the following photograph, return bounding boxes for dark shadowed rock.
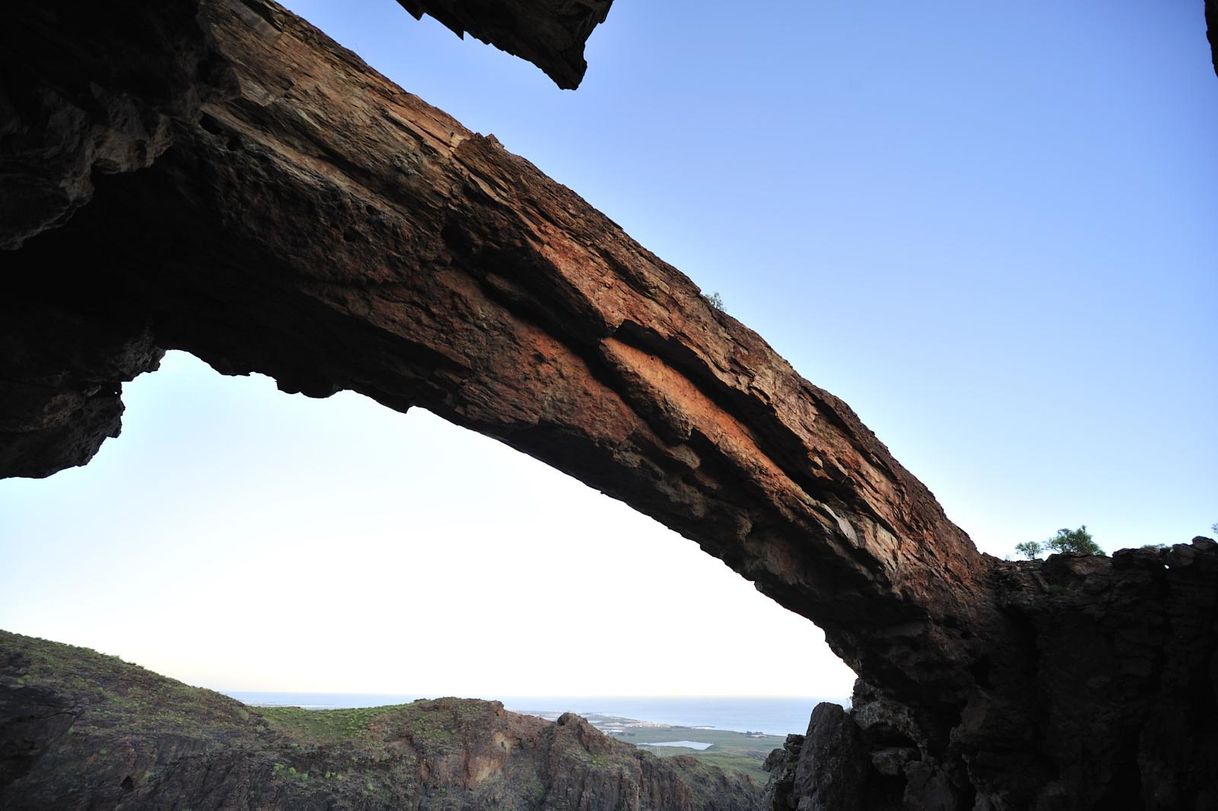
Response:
[1208,0,1218,77]
[0,0,228,252]
[762,734,803,809]
[791,703,866,811]
[0,303,162,478]
[2,1,1218,808]
[0,0,994,728]
[395,0,613,89]
[935,539,1218,808]
[769,539,1218,808]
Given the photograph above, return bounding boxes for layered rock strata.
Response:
[2,1,1215,808]
[0,0,991,718]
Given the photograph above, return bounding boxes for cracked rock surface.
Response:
[3,1,1216,807]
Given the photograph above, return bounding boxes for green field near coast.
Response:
[528,711,787,781]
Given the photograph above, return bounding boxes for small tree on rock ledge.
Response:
[1014,526,1101,559]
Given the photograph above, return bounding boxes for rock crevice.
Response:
[1,0,991,712]
[2,1,1215,807]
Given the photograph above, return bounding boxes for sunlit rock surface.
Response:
[2,1,1216,807]
[0,0,990,713]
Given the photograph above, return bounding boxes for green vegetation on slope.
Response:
[0,630,763,810]
[608,722,785,782]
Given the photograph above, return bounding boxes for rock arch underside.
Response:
[1,1,1215,808]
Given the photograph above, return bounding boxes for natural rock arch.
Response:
[2,1,1216,807]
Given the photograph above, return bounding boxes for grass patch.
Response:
[603,719,784,781]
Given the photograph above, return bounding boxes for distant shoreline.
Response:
[222,692,849,737]
[223,690,816,782]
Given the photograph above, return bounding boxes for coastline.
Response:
[223,692,849,737]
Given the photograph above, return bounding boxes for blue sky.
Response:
[0,1,1213,697]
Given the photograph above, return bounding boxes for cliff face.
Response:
[2,1,1215,808]
[762,538,1218,809]
[0,630,761,810]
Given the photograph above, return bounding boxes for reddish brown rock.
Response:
[0,0,993,715]
[2,1,1217,808]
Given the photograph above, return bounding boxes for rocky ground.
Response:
[0,630,762,810]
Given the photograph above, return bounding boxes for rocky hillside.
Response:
[3,1,1216,806]
[0,631,761,810]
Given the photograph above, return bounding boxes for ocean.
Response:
[223,692,847,736]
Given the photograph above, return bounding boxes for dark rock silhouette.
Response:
[763,539,1218,808]
[2,1,1215,807]
[395,0,613,89]
[1208,0,1218,77]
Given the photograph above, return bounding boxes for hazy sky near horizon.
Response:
[1,1,1215,698]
